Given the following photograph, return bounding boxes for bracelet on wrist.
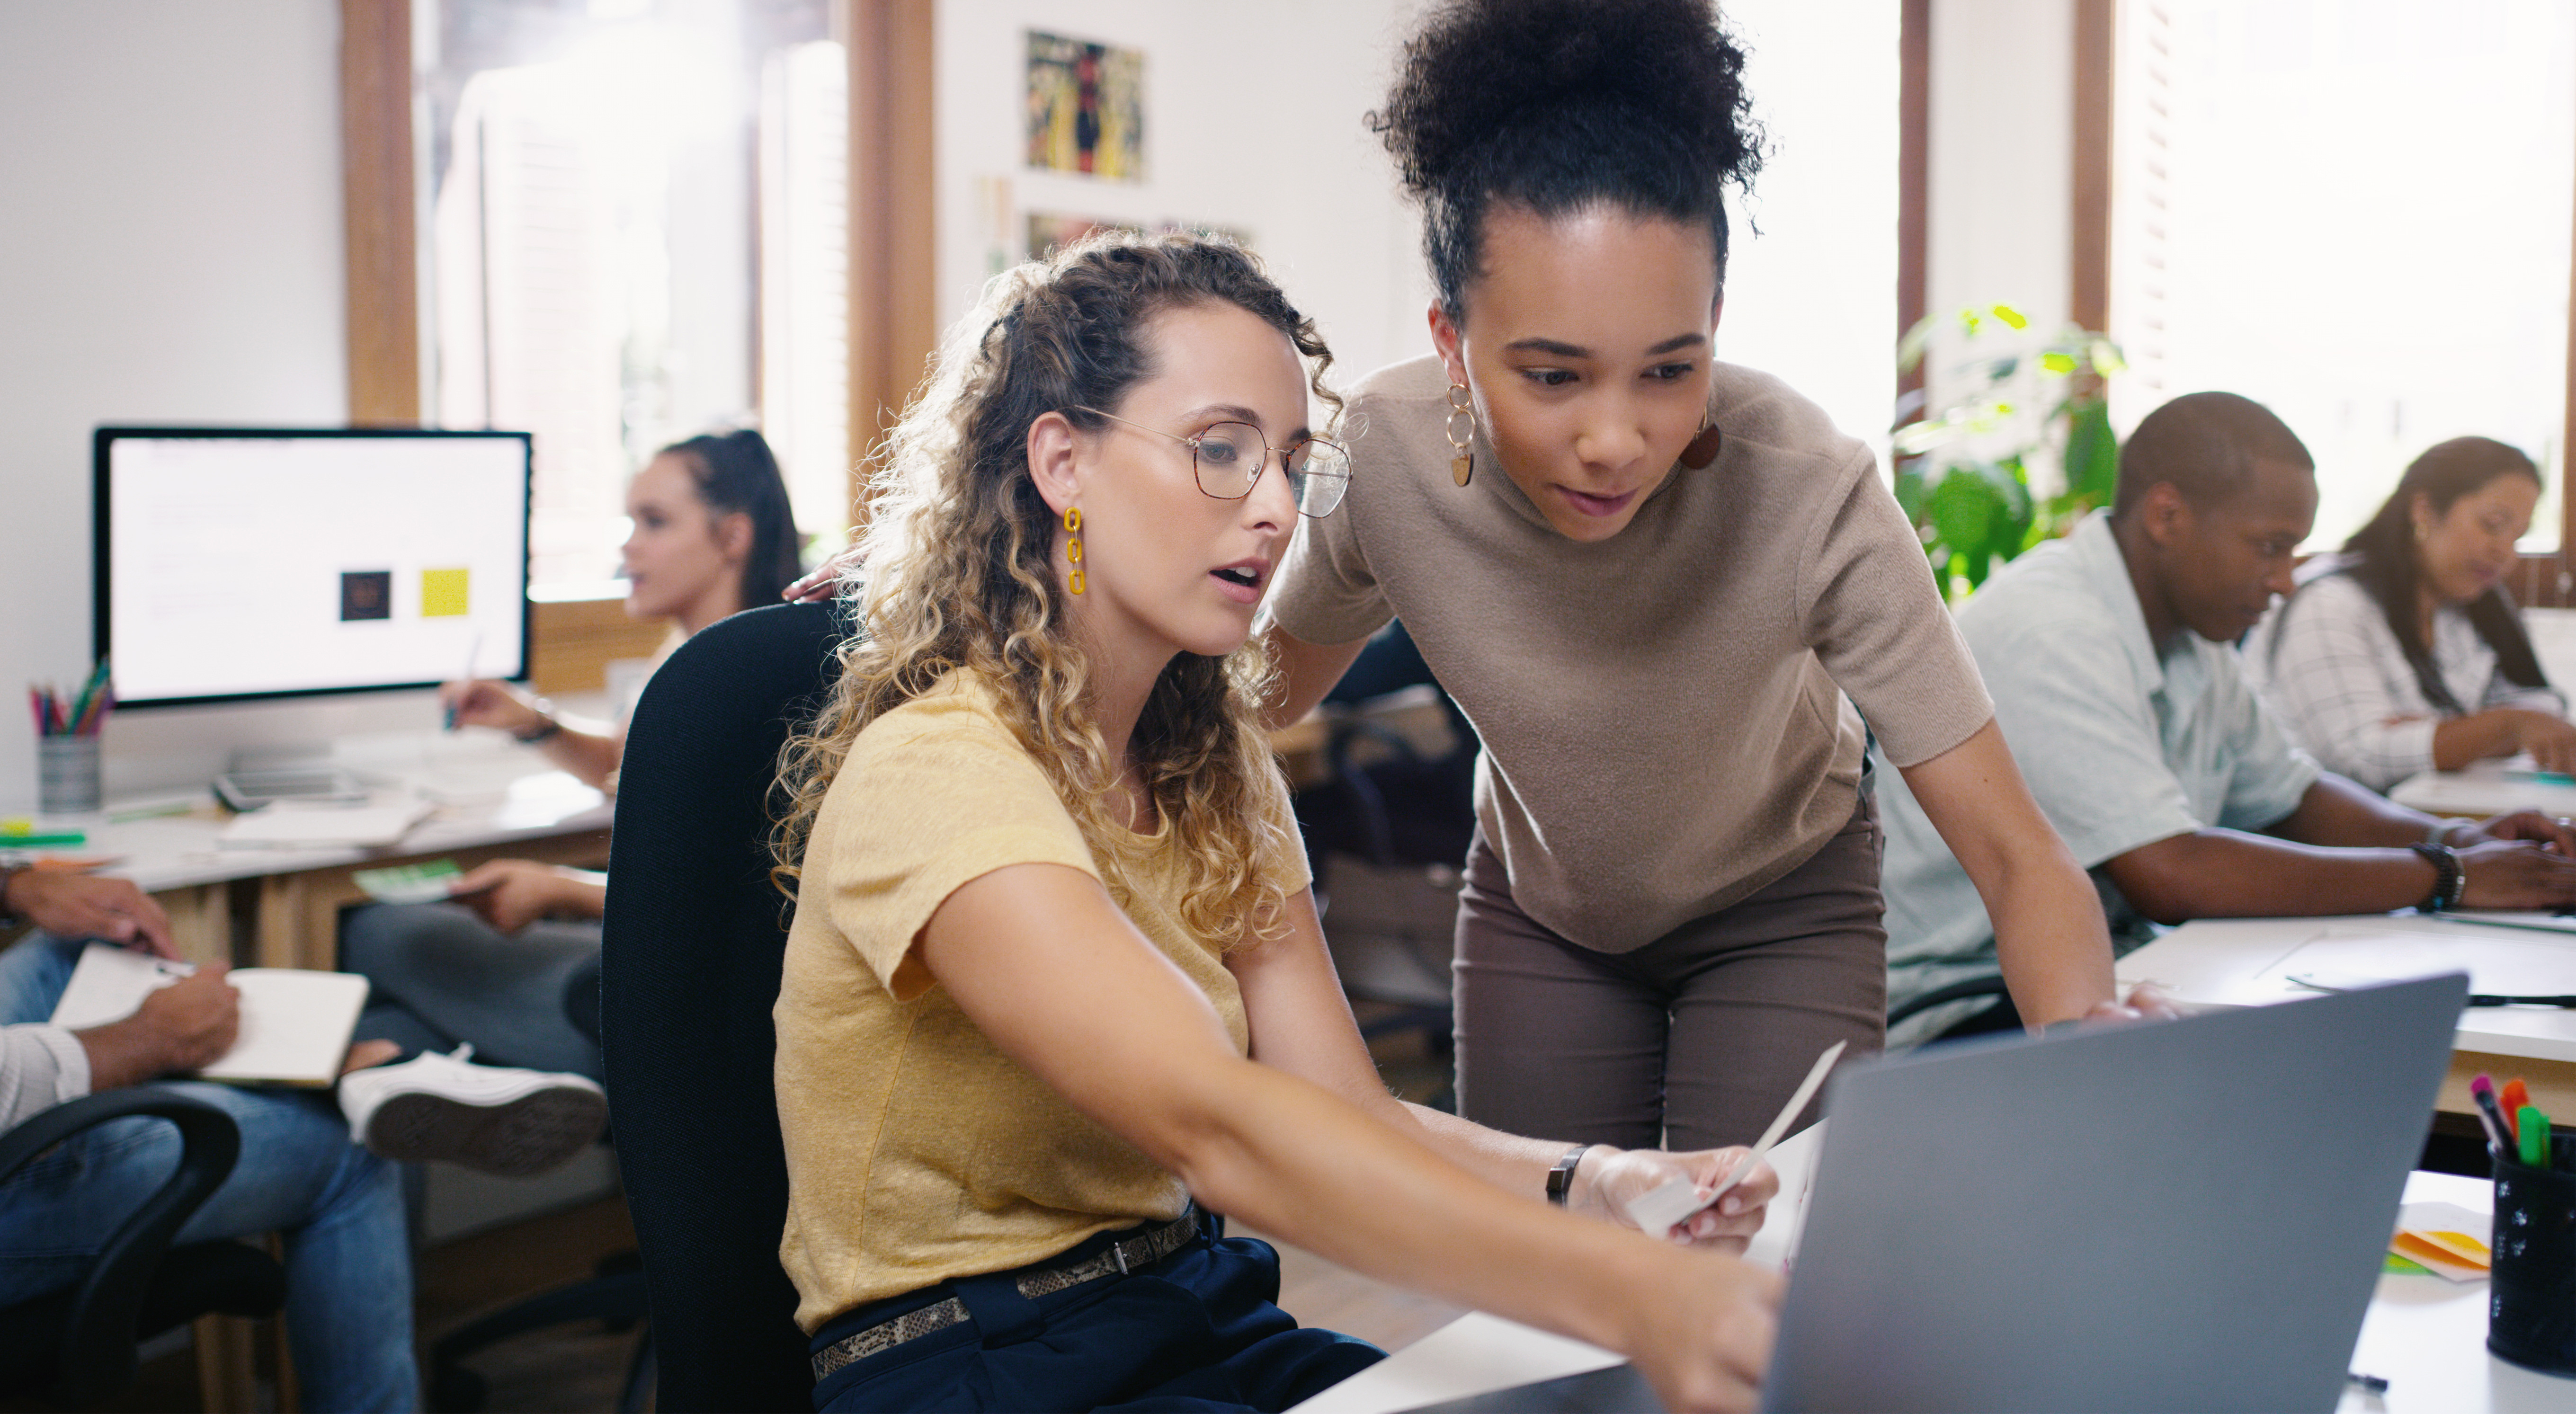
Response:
[2409,842,2464,912]
[512,702,563,745]
[1546,1144,1591,1207]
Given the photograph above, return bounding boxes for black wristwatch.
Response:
[2410,842,2464,912]
[0,863,25,927]
[1546,1145,1590,1206]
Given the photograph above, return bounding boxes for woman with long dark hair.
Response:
[335,429,804,1117]
[2249,436,2572,790]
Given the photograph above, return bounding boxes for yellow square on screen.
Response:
[420,567,471,618]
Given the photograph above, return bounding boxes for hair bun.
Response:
[1373,0,1760,199]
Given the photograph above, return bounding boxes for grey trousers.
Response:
[1451,799,1887,1152]
[340,902,604,1082]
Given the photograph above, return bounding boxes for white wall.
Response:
[933,0,1436,392]
[0,0,350,814]
[0,0,2075,813]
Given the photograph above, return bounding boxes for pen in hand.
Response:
[444,631,483,732]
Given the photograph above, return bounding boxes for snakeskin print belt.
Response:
[810,1210,1201,1383]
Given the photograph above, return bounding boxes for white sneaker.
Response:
[339,1045,608,1178]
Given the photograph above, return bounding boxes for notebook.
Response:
[48,943,370,1087]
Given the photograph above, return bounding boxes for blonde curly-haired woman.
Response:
[768,231,1782,1414]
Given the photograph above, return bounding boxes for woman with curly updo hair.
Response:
[770,231,1783,1413]
[1259,0,2168,1148]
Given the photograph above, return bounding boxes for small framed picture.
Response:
[1026,31,1144,181]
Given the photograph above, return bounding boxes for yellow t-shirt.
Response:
[773,670,1311,1333]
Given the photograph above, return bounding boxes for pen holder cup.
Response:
[36,736,101,816]
[2491,1132,2576,1378]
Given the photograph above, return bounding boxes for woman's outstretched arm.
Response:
[917,862,1779,1414]
[1900,720,2171,1030]
[1222,884,1775,1251]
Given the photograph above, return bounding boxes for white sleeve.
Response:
[0,1025,92,1131]
[2255,580,2438,791]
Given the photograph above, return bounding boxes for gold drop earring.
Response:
[1446,381,1475,487]
[1064,506,1086,595]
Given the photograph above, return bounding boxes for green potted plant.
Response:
[1892,304,2125,601]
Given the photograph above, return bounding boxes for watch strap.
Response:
[1546,1144,1590,1206]
[2409,842,2464,912]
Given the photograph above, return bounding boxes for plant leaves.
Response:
[2064,398,2119,509]
[1929,468,2003,568]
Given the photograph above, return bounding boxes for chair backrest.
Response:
[601,600,850,1414]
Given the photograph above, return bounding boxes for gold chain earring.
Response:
[1064,506,1086,595]
[1445,382,1475,487]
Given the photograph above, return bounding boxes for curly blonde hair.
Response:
[772,231,1341,950]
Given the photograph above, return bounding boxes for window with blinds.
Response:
[2108,0,2576,551]
[422,0,842,591]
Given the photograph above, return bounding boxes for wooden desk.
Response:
[2118,914,2576,1121]
[1291,1126,2565,1414]
[35,739,612,971]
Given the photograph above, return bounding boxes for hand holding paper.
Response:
[1623,1040,1845,1239]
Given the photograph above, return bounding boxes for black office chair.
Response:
[0,1089,286,1408]
[599,599,851,1414]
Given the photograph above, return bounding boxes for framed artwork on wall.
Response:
[1026,30,1144,180]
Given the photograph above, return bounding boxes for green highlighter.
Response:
[2518,1105,2553,1169]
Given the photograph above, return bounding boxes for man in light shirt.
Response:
[1880,391,2576,1046]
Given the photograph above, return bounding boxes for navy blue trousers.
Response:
[810,1222,1383,1413]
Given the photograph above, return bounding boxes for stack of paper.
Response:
[217,795,433,849]
[2386,1202,2492,1282]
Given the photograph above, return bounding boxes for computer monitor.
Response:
[94,427,533,709]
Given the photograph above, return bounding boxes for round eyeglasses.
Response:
[1066,407,1350,517]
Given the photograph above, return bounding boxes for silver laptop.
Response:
[1763,972,2466,1413]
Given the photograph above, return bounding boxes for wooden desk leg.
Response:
[254,874,311,971]
[193,1314,259,1413]
[152,884,232,967]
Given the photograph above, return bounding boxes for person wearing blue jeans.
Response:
[0,867,418,1412]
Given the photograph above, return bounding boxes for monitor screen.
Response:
[95,428,533,708]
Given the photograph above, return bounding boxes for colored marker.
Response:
[2502,1079,2532,1142]
[2470,1075,2516,1155]
[2517,1105,2551,1169]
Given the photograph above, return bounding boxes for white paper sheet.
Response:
[217,795,432,848]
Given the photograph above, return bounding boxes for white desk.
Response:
[10,728,610,969]
[2390,761,2576,819]
[2118,914,2576,1119]
[1292,1126,2566,1414]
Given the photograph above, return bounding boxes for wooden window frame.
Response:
[338,0,936,544]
